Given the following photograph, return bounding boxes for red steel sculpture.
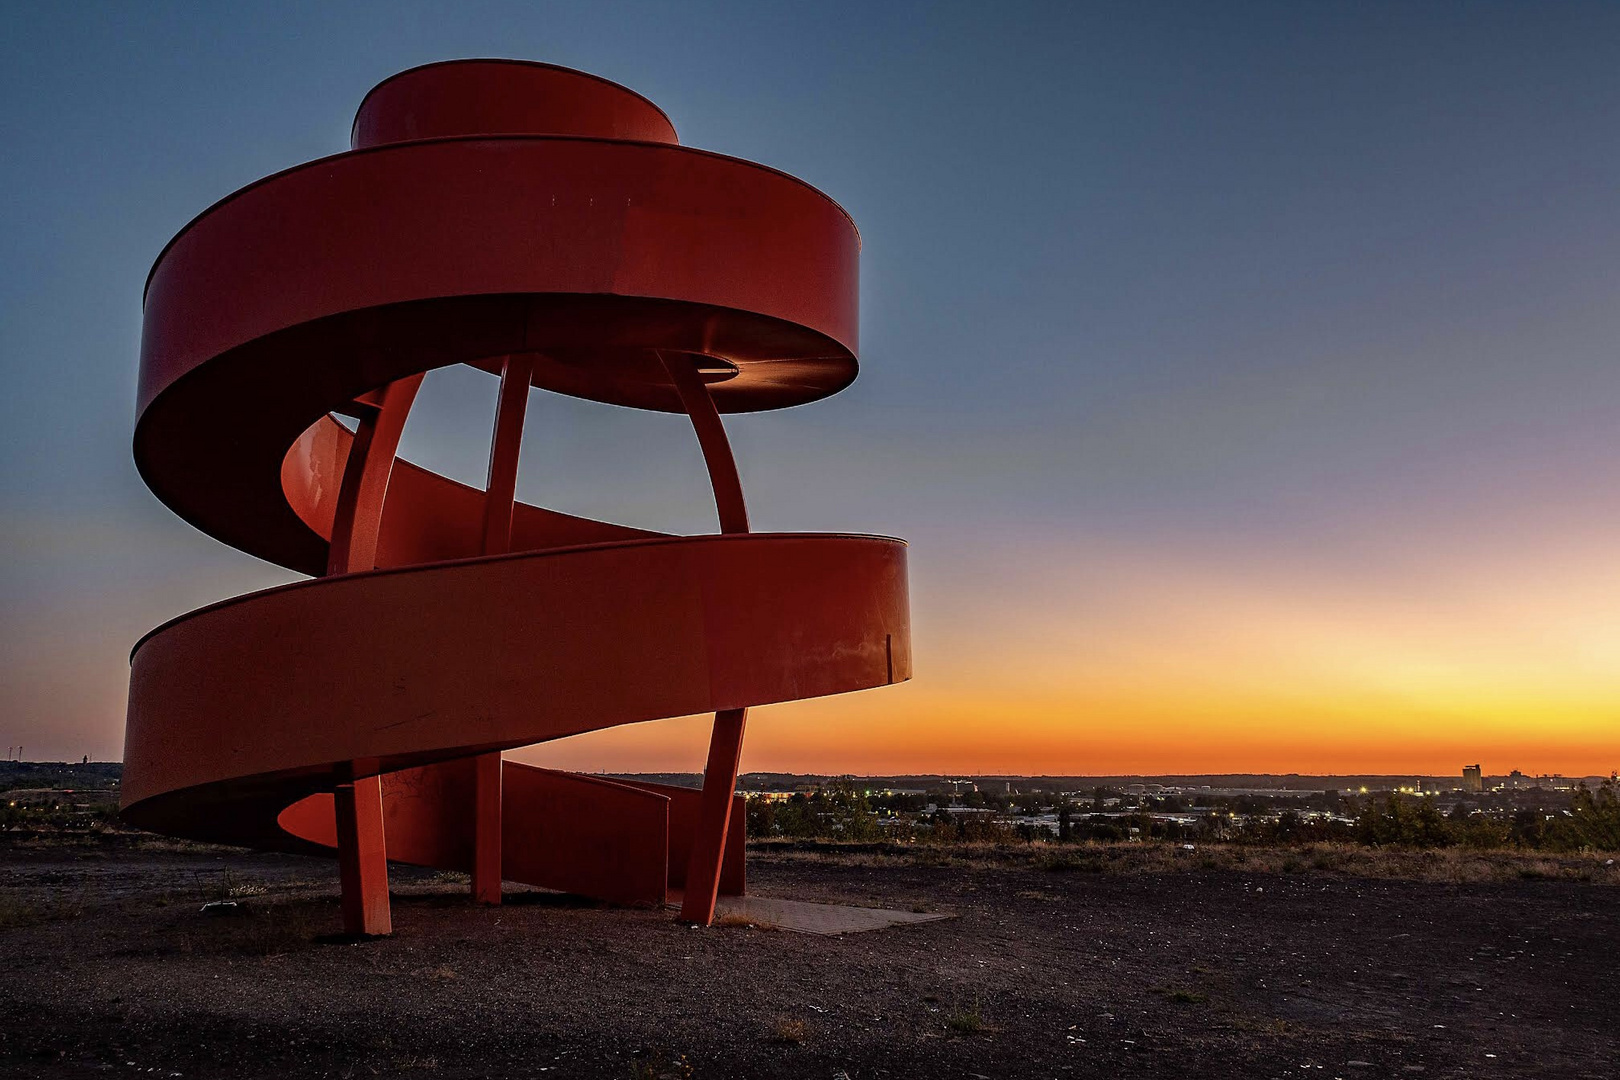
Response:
[123,60,911,934]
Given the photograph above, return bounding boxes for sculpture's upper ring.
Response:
[138,133,860,413]
[352,58,681,148]
[135,61,862,573]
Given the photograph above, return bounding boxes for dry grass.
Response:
[201,868,268,900]
[0,832,239,855]
[712,913,779,931]
[389,1054,440,1071]
[768,1017,807,1045]
[0,889,87,929]
[628,1049,693,1080]
[0,897,57,929]
[186,900,330,956]
[751,838,1620,885]
[943,1003,994,1037]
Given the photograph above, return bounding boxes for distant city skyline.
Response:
[5,748,1613,791]
[5,3,1620,775]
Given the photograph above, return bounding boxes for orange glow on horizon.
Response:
[520,518,1620,778]
[9,505,1620,778]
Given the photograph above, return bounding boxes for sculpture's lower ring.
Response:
[124,532,910,876]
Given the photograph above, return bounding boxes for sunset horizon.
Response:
[5,2,1619,785]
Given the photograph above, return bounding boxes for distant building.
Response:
[1462,764,1483,793]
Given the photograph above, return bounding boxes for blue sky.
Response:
[4,2,1620,772]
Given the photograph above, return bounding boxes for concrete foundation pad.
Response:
[686,895,954,935]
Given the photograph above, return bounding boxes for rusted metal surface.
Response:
[124,59,909,933]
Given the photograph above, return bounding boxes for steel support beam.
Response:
[662,352,752,925]
[471,355,533,904]
[327,375,421,935]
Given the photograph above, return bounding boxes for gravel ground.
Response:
[1,841,1615,1079]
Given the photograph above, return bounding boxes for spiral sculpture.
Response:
[123,60,911,933]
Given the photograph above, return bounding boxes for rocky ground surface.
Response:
[1,840,1615,1079]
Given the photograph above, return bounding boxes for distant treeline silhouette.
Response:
[745,779,1620,854]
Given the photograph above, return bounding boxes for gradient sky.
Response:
[3,2,1619,776]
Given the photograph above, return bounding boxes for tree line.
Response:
[744,780,1620,853]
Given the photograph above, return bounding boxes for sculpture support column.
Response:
[659,353,748,535]
[472,355,533,904]
[327,375,423,576]
[335,765,391,936]
[327,374,422,936]
[682,707,747,923]
[471,752,503,904]
[661,353,750,925]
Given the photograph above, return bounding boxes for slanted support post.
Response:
[681,707,748,924]
[660,352,750,926]
[471,752,504,904]
[327,374,422,936]
[334,768,392,936]
[471,355,534,904]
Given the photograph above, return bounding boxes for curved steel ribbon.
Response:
[123,60,911,932]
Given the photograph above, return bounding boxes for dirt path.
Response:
[1,843,1615,1079]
